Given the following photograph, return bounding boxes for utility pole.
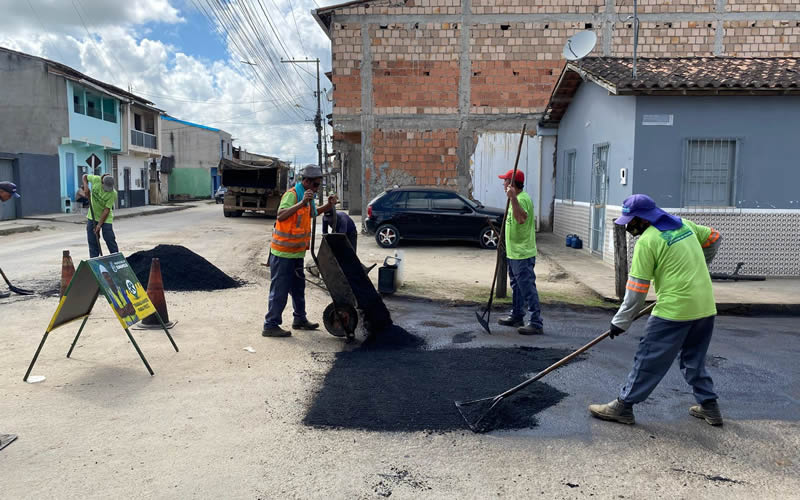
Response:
[281,58,323,204]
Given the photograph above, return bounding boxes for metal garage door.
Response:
[0,159,17,220]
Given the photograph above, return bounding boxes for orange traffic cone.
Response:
[140,258,175,329]
[60,250,75,296]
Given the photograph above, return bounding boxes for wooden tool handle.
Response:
[497,302,657,400]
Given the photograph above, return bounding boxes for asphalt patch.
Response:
[304,338,572,432]
[127,244,241,292]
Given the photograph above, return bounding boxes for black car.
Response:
[365,187,505,249]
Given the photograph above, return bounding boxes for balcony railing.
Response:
[131,130,157,149]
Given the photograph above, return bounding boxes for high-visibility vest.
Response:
[270,187,311,255]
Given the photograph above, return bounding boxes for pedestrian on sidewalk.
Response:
[262,165,338,338]
[0,181,21,299]
[589,194,724,426]
[82,173,119,258]
[496,169,544,336]
[322,208,358,251]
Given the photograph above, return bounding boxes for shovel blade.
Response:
[475,310,491,335]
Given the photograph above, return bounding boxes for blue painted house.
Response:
[540,57,800,277]
[0,46,159,218]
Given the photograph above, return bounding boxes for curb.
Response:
[0,224,39,236]
[24,205,191,225]
[384,292,618,315]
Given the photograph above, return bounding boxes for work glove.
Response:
[609,323,625,339]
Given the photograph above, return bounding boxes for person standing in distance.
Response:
[496,169,544,336]
[82,173,119,258]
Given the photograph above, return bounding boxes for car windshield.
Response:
[369,191,390,206]
[462,196,479,209]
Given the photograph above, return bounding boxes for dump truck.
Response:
[219,157,290,217]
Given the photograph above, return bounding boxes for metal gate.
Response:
[0,159,17,220]
[590,144,609,256]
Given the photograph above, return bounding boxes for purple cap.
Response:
[0,181,20,198]
[615,194,682,231]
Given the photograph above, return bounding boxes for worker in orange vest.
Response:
[263,165,337,337]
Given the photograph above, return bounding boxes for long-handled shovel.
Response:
[475,123,527,334]
[458,302,656,432]
[0,266,34,295]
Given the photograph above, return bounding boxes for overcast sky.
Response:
[0,0,342,167]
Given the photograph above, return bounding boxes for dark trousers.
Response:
[263,254,307,329]
[86,219,119,258]
[508,256,543,328]
[347,231,357,253]
[619,315,717,405]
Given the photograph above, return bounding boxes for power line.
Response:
[26,0,69,63]
[129,88,306,105]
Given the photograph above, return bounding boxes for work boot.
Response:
[292,319,320,331]
[690,400,724,426]
[262,326,291,337]
[518,323,544,335]
[588,398,635,425]
[498,316,524,327]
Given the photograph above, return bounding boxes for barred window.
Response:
[683,139,737,207]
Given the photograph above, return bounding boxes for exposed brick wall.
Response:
[371,129,460,187]
[471,0,604,14]
[726,0,800,12]
[371,23,460,112]
[332,23,362,115]
[616,0,715,14]
[470,22,601,113]
[338,0,461,15]
[724,20,800,56]
[612,21,717,57]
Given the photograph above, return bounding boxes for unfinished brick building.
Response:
[313,0,800,225]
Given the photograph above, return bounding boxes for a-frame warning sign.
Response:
[23,253,179,381]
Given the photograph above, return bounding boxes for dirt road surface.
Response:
[2,204,798,498]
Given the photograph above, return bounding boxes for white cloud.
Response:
[0,0,345,166]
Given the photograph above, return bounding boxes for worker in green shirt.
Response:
[496,169,543,336]
[589,194,724,426]
[82,173,119,258]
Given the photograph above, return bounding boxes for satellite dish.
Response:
[563,30,597,61]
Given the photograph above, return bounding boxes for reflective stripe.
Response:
[702,229,720,248]
[272,240,308,249]
[626,279,650,293]
[273,229,311,239]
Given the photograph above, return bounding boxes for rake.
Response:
[458,302,656,433]
[475,123,527,335]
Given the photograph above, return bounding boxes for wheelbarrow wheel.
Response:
[323,303,358,338]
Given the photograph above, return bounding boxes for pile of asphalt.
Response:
[127,244,241,292]
[304,336,571,432]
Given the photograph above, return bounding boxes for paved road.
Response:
[0,203,271,284]
[1,204,798,498]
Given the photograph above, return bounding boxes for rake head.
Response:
[454,395,505,433]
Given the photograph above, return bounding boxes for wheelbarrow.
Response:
[313,233,393,341]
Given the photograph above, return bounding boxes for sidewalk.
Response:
[0,220,39,236]
[537,232,800,315]
[23,204,192,225]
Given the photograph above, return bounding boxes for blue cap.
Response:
[0,181,20,198]
[615,194,682,231]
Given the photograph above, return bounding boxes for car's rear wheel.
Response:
[375,224,400,248]
[479,226,499,249]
